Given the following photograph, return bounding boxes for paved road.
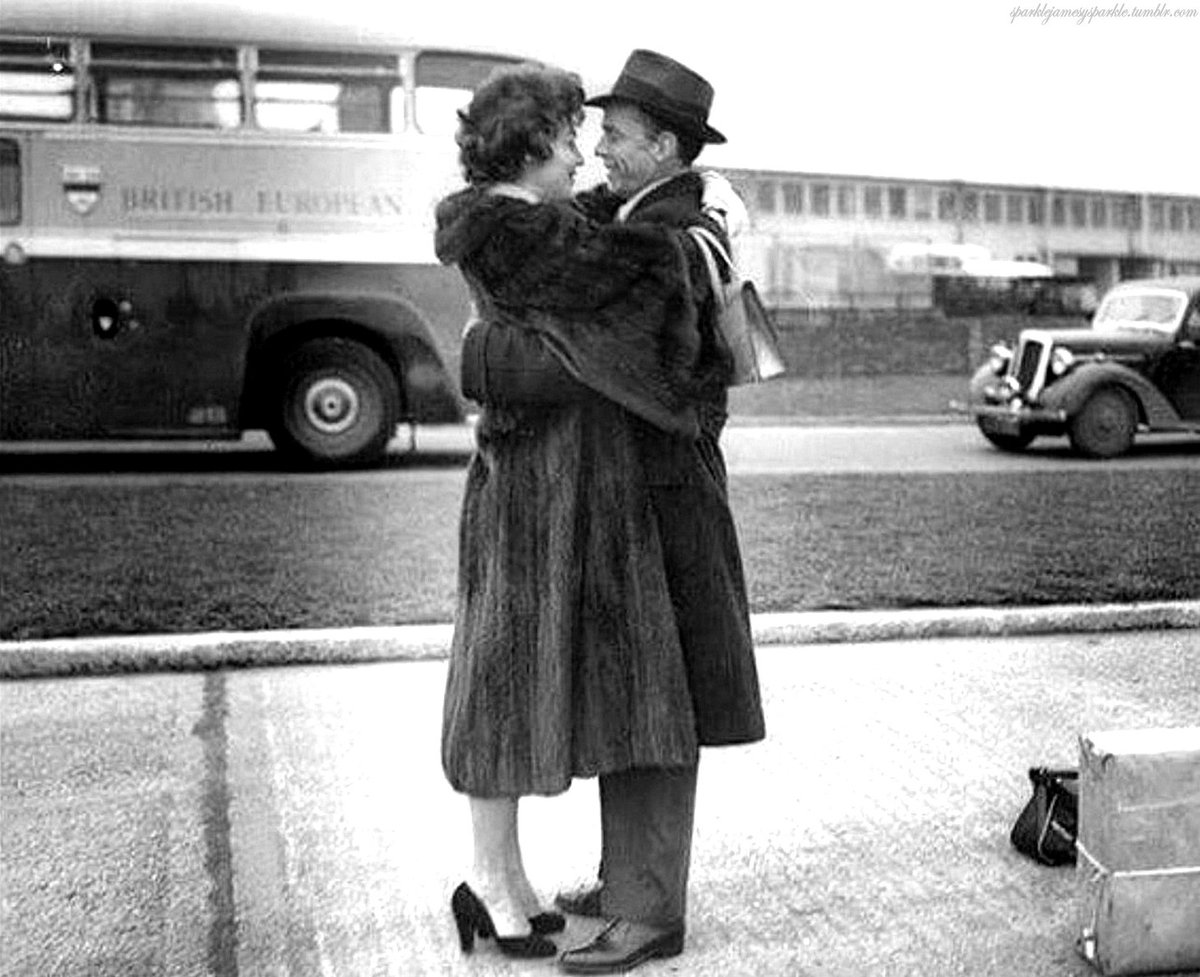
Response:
[719,423,1200,473]
[4,629,1197,977]
[3,421,1198,479]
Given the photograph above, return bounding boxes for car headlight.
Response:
[987,343,1013,374]
[1049,347,1075,376]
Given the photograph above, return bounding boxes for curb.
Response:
[725,413,967,427]
[2,600,1197,680]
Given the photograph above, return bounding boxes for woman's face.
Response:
[520,125,583,201]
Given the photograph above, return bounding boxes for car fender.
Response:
[1041,361,1182,427]
[968,362,1004,402]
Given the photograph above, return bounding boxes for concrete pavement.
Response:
[3,628,1199,977]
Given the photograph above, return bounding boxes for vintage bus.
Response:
[0,1,525,466]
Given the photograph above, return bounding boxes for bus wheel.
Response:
[270,338,399,468]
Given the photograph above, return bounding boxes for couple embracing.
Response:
[435,48,766,974]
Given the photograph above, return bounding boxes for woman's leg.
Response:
[508,819,548,917]
[468,796,535,935]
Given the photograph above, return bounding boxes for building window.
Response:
[1169,203,1184,232]
[937,190,956,221]
[836,184,856,217]
[1090,198,1107,228]
[782,181,804,214]
[864,185,882,218]
[984,193,1002,223]
[961,191,978,221]
[1006,193,1024,223]
[888,186,907,219]
[913,186,933,221]
[1051,196,1066,226]
[1070,197,1087,228]
[1126,199,1142,230]
[1150,199,1165,231]
[756,180,777,214]
[1189,204,1200,231]
[1028,195,1044,225]
[810,183,830,217]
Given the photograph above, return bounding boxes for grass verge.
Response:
[2,467,1196,641]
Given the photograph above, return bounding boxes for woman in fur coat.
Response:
[435,65,709,958]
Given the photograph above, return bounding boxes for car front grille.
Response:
[1013,338,1044,392]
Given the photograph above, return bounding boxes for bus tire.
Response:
[269,337,399,468]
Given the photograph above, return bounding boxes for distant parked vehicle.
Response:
[960,276,1200,458]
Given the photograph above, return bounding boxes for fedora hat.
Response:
[586,49,726,144]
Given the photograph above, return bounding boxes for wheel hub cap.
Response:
[303,378,359,434]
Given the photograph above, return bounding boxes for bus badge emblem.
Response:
[63,165,102,216]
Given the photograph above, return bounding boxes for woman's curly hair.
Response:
[456,64,585,186]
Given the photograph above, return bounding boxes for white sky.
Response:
[26,0,1200,196]
[297,0,1200,196]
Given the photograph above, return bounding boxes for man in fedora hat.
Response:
[546,49,765,975]
[449,48,764,973]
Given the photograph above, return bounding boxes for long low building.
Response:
[722,167,1200,309]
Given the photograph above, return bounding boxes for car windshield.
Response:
[1094,289,1187,334]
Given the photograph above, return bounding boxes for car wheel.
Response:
[977,418,1035,452]
[269,337,399,468]
[1068,386,1137,459]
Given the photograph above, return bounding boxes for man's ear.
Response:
[653,129,679,163]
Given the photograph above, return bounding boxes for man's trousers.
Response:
[596,763,699,929]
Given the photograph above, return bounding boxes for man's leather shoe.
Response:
[558,918,684,974]
[554,883,604,917]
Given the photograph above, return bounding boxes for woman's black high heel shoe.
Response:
[450,883,556,958]
[529,910,566,935]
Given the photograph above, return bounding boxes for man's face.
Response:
[594,103,670,198]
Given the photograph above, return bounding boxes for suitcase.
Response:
[1076,727,1200,976]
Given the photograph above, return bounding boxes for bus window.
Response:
[0,139,19,224]
[91,42,241,128]
[255,49,400,133]
[0,40,74,120]
[413,51,519,135]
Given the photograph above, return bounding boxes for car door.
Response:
[1152,300,1200,421]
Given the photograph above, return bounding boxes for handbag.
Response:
[687,226,786,386]
[1010,766,1079,866]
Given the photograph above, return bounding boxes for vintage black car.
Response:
[964,276,1200,458]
